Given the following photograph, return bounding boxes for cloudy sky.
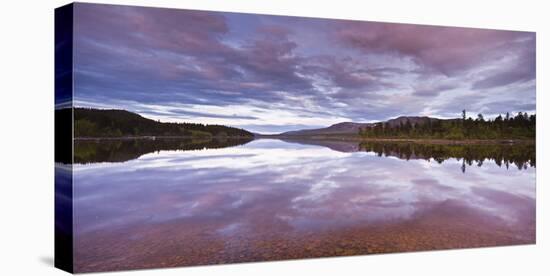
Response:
[73,3,535,134]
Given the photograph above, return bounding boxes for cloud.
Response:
[74,4,313,105]
[472,37,536,89]
[413,82,457,97]
[333,21,533,76]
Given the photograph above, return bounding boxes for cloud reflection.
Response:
[73,139,534,238]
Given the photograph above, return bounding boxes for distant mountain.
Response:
[69,108,254,138]
[280,122,374,136]
[278,116,444,136]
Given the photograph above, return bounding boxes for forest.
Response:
[71,108,254,138]
[359,110,535,140]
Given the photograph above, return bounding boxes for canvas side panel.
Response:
[54,3,74,273]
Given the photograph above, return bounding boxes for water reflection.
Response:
[281,139,535,172]
[74,137,253,164]
[73,139,535,272]
[75,138,535,173]
[358,141,535,172]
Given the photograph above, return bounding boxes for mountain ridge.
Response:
[277,116,449,136]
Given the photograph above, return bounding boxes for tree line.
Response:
[359,110,535,140]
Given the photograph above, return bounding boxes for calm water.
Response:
[72,139,535,272]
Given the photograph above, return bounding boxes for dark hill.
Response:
[69,108,254,138]
[384,116,445,128]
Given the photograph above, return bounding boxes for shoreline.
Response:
[357,138,535,145]
[74,135,254,141]
[258,135,535,145]
[75,135,535,145]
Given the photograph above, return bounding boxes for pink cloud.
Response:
[333,21,532,76]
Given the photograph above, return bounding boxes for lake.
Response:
[71,138,535,272]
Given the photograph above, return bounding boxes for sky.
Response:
[73,3,536,134]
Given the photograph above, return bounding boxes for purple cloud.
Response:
[333,21,532,75]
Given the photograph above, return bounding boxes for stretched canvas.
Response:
[55,2,536,273]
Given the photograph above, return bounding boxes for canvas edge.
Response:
[55,2,75,274]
